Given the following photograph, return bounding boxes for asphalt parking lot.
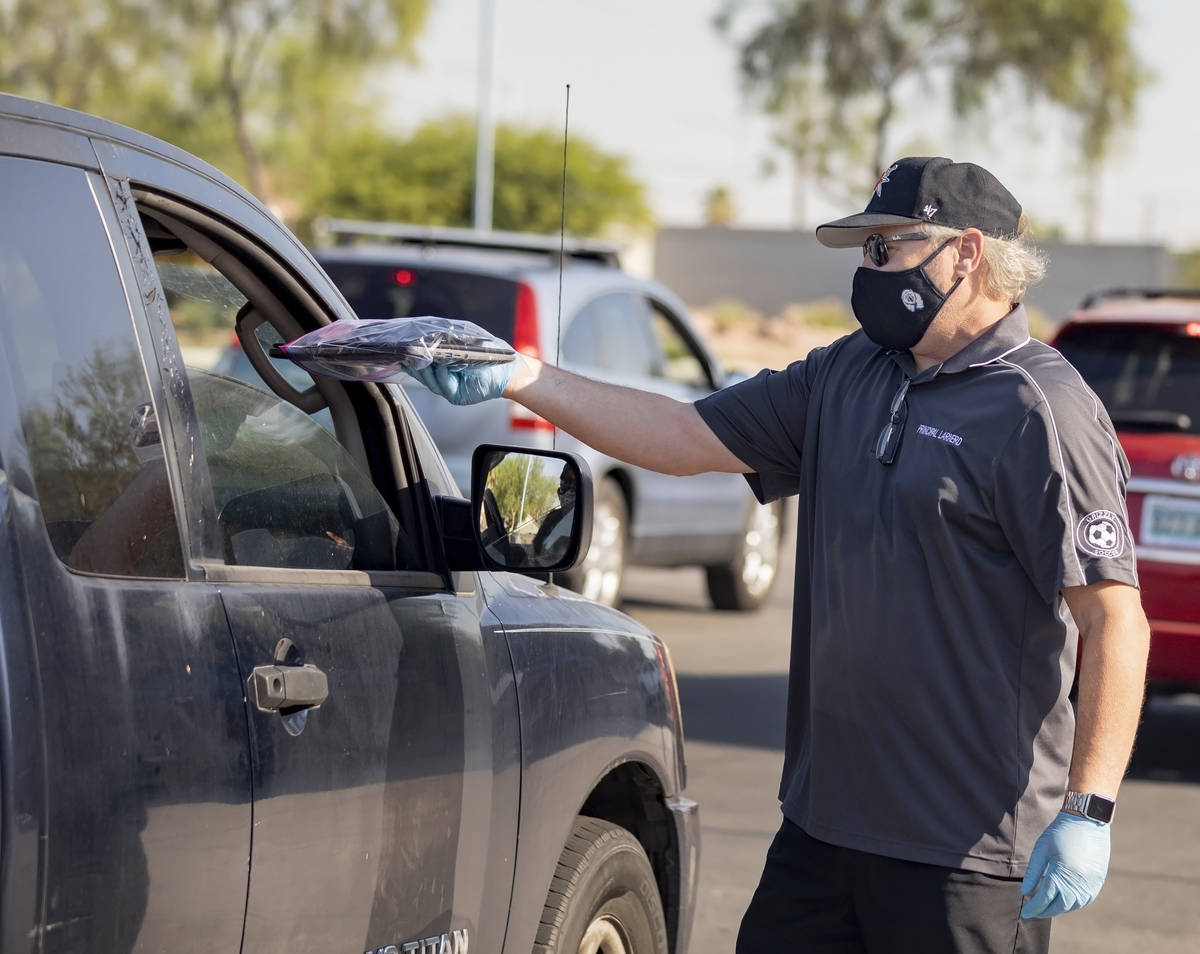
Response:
[620,551,1200,954]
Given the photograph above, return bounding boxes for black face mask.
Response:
[851,239,962,351]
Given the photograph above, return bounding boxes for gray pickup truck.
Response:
[0,93,697,954]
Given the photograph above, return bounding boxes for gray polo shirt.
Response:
[695,305,1138,876]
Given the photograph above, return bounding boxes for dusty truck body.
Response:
[0,93,697,954]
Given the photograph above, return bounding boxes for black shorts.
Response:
[736,818,1051,954]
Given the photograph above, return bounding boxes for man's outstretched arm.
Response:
[410,352,752,477]
[504,355,750,476]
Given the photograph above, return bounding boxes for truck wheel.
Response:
[534,816,669,954]
[705,499,784,611]
[556,477,626,606]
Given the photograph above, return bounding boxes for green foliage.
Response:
[3,4,650,235]
[1023,216,1067,242]
[305,115,652,235]
[1173,249,1200,290]
[715,0,1146,203]
[0,0,430,204]
[781,299,855,330]
[707,298,763,334]
[19,345,148,524]
[704,185,737,226]
[487,455,560,537]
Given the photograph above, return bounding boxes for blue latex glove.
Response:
[1020,811,1111,919]
[406,360,514,406]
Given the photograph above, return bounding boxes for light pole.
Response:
[473,0,496,232]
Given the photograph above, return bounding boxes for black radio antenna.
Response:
[554,83,570,449]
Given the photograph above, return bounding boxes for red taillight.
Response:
[513,282,541,359]
[393,268,415,286]
[510,408,555,432]
[1186,322,1200,337]
[509,282,553,432]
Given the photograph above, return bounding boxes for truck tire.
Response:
[534,816,669,954]
[555,476,627,606]
[705,498,784,611]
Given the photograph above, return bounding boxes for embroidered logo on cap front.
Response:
[923,204,938,218]
[1076,510,1127,559]
[900,289,924,311]
[874,163,899,197]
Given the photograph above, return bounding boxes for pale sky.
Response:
[384,0,1200,248]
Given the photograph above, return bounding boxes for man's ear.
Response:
[954,228,985,278]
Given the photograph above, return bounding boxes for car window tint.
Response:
[188,370,402,571]
[1056,324,1200,435]
[0,158,184,577]
[564,292,656,376]
[152,248,334,428]
[321,261,519,341]
[647,301,709,388]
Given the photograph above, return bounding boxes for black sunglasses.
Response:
[874,377,911,465]
[862,232,929,267]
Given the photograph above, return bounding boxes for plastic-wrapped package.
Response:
[270,316,515,382]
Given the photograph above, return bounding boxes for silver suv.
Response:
[312,221,786,610]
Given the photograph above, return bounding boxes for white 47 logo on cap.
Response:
[923,204,938,218]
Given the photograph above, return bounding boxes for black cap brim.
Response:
[815,212,926,248]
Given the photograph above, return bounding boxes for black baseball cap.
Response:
[815,156,1022,248]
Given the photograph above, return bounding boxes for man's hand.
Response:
[407,360,514,406]
[1020,811,1111,919]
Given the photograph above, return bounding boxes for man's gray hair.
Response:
[920,217,1047,302]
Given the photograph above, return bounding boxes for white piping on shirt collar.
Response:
[967,337,1032,369]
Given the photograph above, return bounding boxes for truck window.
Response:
[132,206,413,573]
[188,369,402,571]
[0,158,184,577]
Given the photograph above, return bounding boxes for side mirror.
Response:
[471,445,593,573]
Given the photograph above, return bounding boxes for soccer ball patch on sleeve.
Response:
[1076,510,1127,559]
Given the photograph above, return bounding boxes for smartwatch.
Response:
[1063,790,1116,824]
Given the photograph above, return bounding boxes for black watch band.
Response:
[1063,790,1115,824]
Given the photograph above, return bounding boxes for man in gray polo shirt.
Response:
[409,156,1150,953]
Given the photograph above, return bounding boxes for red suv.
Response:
[1051,289,1200,689]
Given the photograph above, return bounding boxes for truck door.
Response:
[0,153,251,953]
[190,368,506,954]
[98,170,518,954]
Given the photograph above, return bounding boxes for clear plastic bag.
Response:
[271,316,515,382]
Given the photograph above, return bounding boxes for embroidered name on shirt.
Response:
[916,424,963,446]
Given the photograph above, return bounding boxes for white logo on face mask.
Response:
[901,289,924,312]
